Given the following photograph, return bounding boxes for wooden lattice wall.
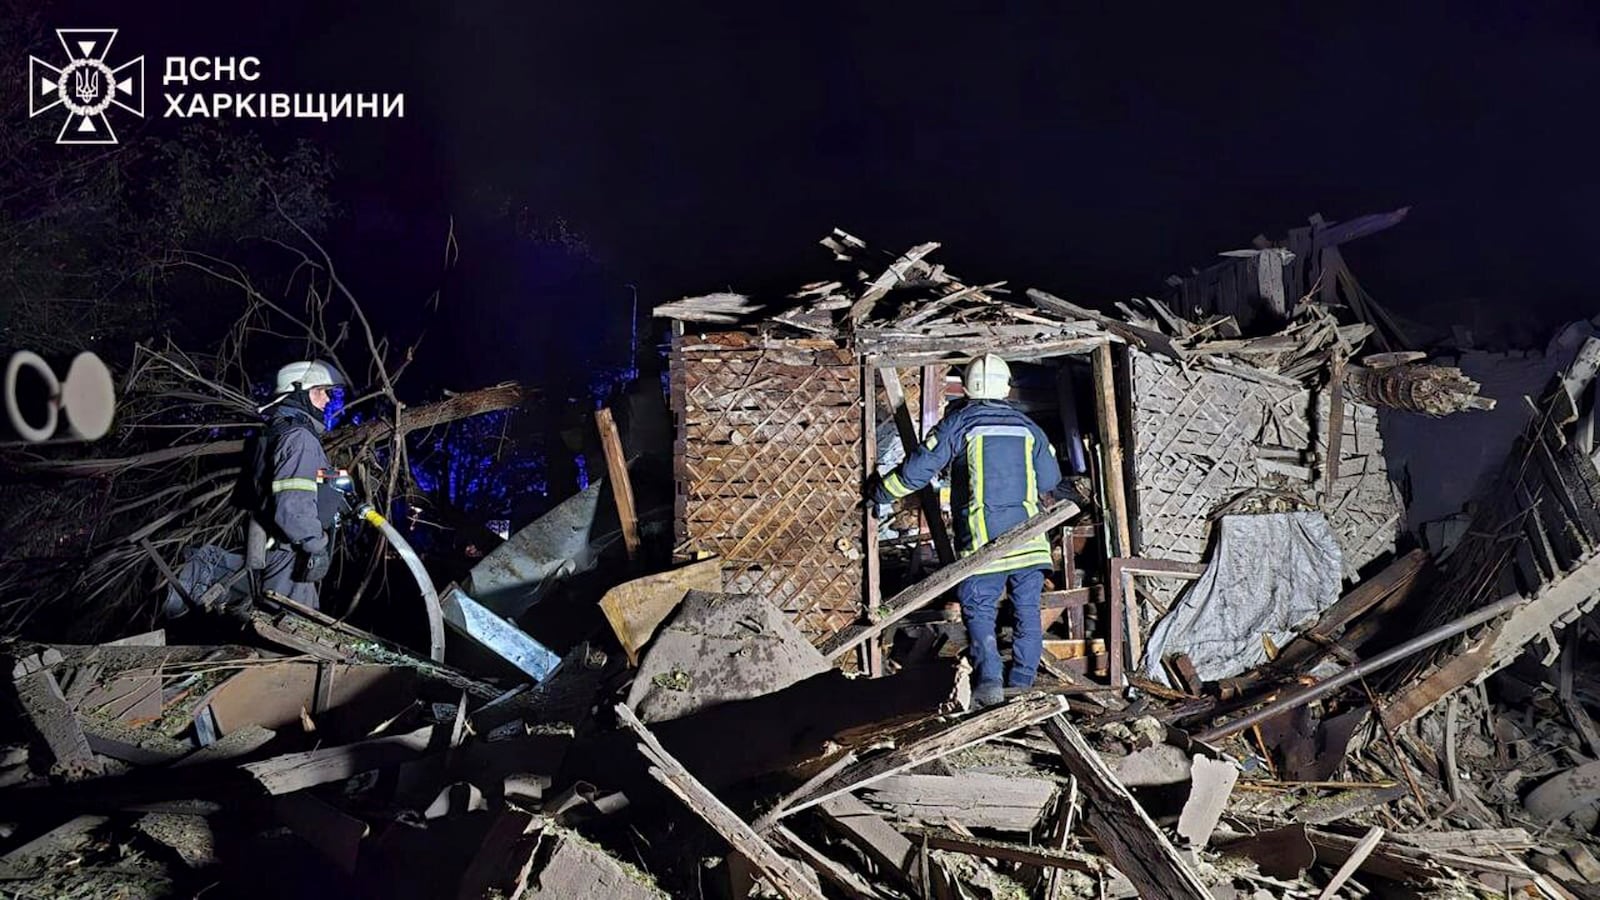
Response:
[671,334,865,641]
[1127,350,1402,582]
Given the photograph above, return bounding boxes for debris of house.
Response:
[9,215,1600,900]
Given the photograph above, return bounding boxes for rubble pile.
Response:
[5,216,1600,900]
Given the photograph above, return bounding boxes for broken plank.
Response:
[859,772,1055,832]
[1041,715,1210,899]
[455,810,540,900]
[240,727,434,795]
[753,752,858,833]
[848,243,942,322]
[13,668,101,780]
[1394,828,1535,853]
[581,660,968,792]
[1303,825,1535,882]
[0,815,110,878]
[780,694,1069,819]
[773,825,892,899]
[614,703,823,900]
[1316,826,1383,900]
[901,826,1102,873]
[819,503,1079,658]
[814,794,947,897]
[596,406,641,559]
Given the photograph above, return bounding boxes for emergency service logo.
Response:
[28,29,145,145]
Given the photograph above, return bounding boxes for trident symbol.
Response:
[74,68,99,103]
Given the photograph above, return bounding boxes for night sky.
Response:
[42,1,1600,375]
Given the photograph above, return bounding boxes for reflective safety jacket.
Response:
[249,405,334,555]
[874,400,1062,574]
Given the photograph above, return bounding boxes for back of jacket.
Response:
[259,406,333,555]
[879,400,1062,574]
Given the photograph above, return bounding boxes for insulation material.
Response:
[625,590,832,723]
[1142,512,1342,685]
[1128,350,1401,584]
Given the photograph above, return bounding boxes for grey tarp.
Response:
[1141,511,1343,686]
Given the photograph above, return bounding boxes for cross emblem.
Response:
[28,29,145,145]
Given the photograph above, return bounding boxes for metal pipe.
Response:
[359,504,447,662]
[1195,594,1526,743]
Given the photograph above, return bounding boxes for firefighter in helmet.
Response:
[869,354,1063,708]
[248,359,347,610]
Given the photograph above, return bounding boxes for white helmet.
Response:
[963,354,1011,400]
[273,359,347,395]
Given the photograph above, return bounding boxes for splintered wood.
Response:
[615,704,824,900]
[671,337,864,642]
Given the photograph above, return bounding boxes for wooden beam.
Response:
[1041,715,1211,899]
[1091,343,1133,558]
[862,361,883,677]
[859,773,1056,832]
[900,827,1102,874]
[595,407,640,559]
[815,794,945,896]
[1316,826,1384,900]
[752,752,858,833]
[878,367,955,565]
[772,826,890,899]
[779,694,1069,818]
[12,663,100,780]
[614,703,824,900]
[1323,353,1347,503]
[240,727,434,795]
[819,501,1080,659]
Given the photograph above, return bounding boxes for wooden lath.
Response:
[1126,350,1401,587]
[672,335,865,641]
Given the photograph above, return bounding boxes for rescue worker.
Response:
[869,354,1062,708]
[249,359,347,610]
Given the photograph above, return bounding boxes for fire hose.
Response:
[353,502,447,663]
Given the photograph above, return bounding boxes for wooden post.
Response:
[862,362,883,677]
[1091,342,1132,558]
[879,368,956,565]
[595,407,640,560]
[1323,352,1347,505]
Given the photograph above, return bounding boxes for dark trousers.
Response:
[262,547,321,610]
[956,567,1045,689]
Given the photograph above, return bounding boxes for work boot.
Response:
[973,682,1005,709]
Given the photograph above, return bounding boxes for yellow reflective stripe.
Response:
[882,471,914,499]
[975,548,1054,575]
[968,435,989,549]
[271,477,318,493]
[923,432,938,451]
[1023,433,1039,517]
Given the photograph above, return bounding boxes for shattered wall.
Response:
[1127,350,1402,582]
[671,333,865,641]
